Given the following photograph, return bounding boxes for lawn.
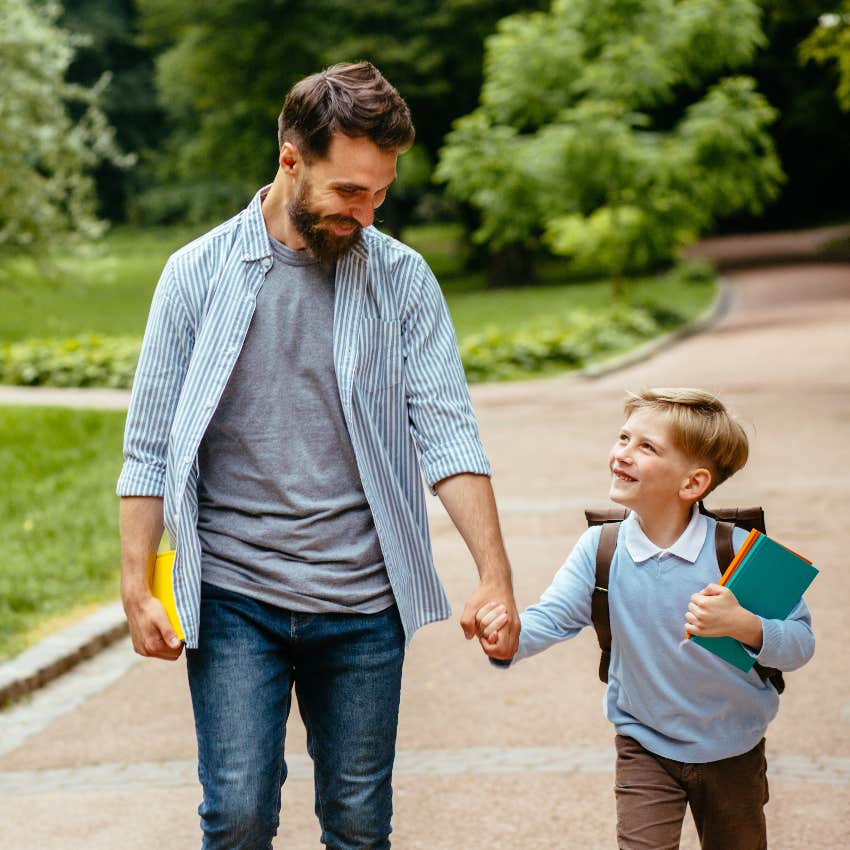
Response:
[0,223,715,345]
[0,406,125,661]
[0,227,202,342]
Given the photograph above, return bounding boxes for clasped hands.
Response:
[461,582,519,661]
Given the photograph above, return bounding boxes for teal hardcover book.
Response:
[691,534,818,672]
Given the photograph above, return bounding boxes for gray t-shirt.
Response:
[195,236,393,613]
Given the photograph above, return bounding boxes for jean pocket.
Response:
[356,318,402,391]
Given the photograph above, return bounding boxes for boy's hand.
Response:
[475,601,509,644]
[685,583,763,650]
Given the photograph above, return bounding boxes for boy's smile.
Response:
[608,409,701,517]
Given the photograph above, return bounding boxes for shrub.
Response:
[459,302,685,383]
[0,301,687,389]
[0,335,140,388]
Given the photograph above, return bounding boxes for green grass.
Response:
[0,406,126,660]
[0,226,203,342]
[401,222,714,341]
[445,274,713,341]
[0,222,715,347]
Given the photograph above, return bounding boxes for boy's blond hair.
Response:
[624,388,748,493]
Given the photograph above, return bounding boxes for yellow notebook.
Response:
[151,550,185,642]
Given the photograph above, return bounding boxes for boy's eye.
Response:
[641,442,655,452]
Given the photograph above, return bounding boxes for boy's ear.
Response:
[680,467,712,503]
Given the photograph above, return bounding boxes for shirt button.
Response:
[261,257,272,269]
[183,456,191,465]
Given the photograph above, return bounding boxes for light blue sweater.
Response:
[507,508,815,762]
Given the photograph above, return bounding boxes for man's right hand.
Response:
[119,497,182,660]
[474,601,518,662]
[123,592,183,660]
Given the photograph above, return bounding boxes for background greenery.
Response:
[0,406,125,661]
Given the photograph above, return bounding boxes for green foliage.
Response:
[0,336,140,388]
[800,5,850,111]
[437,0,784,276]
[133,0,545,223]
[58,0,164,222]
[0,299,692,389]
[0,0,128,256]
[459,301,686,383]
[0,406,125,659]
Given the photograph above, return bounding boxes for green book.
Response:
[691,534,818,672]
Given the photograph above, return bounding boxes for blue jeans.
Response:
[186,582,405,850]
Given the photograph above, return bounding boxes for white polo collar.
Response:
[624,504,707,564]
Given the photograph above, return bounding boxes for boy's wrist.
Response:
[731,609,763,651]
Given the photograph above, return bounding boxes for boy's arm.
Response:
[487,526,600,667]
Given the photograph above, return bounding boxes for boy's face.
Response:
[608,408,704,516]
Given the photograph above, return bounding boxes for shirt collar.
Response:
[241,186,274,262]
[624,504,706,564]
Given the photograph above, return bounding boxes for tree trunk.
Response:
[487,244,534,287]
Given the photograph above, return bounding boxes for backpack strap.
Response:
[715,520,785,694]
[590,521,621,684]
[714,520,735,576]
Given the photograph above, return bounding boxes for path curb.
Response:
[0,602,128,706]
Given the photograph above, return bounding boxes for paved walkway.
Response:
[1,243,849,848]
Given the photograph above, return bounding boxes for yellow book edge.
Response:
[151,550,185,642]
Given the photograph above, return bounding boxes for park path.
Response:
[1,241,849,848]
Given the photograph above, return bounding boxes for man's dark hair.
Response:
[278,61,415,162]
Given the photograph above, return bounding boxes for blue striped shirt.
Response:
[117,187,490,648]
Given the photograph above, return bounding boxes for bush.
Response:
[0,301,688,389]
[459,302,685,383]
[0,335,140,388]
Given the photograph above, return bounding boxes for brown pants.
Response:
[615,735,769,850]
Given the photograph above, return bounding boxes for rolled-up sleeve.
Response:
[402,259,490,491]
[117,259,194,497]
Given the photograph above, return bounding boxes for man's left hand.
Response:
[461,580,519,660]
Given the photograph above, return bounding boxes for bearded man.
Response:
[118,62,519,850]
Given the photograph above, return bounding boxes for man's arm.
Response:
[120,496,183,660]
[434,473,520,660]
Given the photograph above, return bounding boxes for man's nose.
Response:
[349,205,374,228]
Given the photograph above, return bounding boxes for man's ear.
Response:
[681,467,712,503]
[279,141,300,173]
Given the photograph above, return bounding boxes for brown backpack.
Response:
[586,501,785,694]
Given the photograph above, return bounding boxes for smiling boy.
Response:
[478,388,814,850]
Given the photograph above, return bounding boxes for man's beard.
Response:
[287,182,363,266]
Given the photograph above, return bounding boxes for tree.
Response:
[0,0,127,257]
[720,2,850,230]
[59,0,165,222]
[801,4,850,110]
[134,0,545,224]
[437,0,784,286]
